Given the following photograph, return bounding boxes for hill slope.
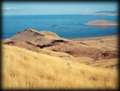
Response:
[2,45,118,89]
[4,28,117,62]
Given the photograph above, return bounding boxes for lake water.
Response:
[3,15,118,39]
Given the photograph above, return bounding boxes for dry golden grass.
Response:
[75,57,118,68]
[2,45,118,89]
[90,58,118,68]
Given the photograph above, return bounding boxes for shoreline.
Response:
[3,34,117,41]
[70,34,117,41]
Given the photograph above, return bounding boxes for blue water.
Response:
[3,15,118,39]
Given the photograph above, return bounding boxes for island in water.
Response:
[86,20,117,27]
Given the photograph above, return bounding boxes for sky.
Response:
[3,2,117,15]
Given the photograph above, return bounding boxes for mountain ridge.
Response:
[4,28,118,61]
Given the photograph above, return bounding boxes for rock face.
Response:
[86,20,117,27]
[4,28,66,47]
[4,28,118,61]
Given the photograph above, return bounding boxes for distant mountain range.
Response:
[95,11,117,16]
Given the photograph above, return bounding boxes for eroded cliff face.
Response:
[4,28,118,62]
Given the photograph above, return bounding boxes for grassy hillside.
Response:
[75,57,118,68]
[2,45,118,89]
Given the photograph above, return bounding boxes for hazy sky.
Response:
[3,2,117,15]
